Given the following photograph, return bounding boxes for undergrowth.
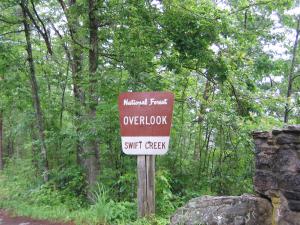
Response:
[0,158,174,225]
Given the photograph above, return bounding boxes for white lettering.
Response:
[149,98,168,106]
[134,116,138,125]
[140,116,145,124]
[156,116,161,125]
[162,116,167,124]
[124,116,129,125]
[146,116,150,125]
[129,116,134,124]
[124,99,147,106]
[123,116,168,126]
[123,98,168,106]
[150,116,155,124]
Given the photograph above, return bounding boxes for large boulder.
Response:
[170,194,272,225]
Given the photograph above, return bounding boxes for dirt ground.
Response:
[0,210,74,225]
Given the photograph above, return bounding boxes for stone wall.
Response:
[253,125,300,225]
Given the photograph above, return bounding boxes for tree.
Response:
[85,0,100,190]
[0,110,3,170]
[284,16,300,123]
[20,0,49,182]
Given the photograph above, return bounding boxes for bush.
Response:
[0,159,172,225]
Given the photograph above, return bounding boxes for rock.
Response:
[170,194,272,225]
[271,193,300,225]
[253,126,300,225]
[283,125,300,133]
[254,170,278,193]
[252,131,270,139]
[275,133,300,144]
[283,190,300,201]
[288,200,300,211]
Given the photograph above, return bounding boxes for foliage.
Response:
[0,0,299,224]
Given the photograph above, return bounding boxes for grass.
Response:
[0,170,170,225]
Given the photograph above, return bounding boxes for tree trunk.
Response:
[30,123,39,172]
[58,0,85,167]
[58,0,100,191]
[284,17,300,123]
[85,0,100,189]
[0,111,3,170]
[7,135,14,158]
[21,0,49,182]
[197,79,211,174]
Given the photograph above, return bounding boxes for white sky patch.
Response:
[263,43,290,60]
[270,12,280,23]
[261,75,284,84]
[285,6,300,16]
[215,0,230,11]
[210,44,220,54]
[212,2,295,61]
[262,11,297,60]
[273,76,284,82]
[156,66,166,74]
[151,0,163,12]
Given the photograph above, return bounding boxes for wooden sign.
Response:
[118,91,174,155]
[118,91,175,217]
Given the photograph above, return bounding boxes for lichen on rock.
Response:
[170,194,272,225]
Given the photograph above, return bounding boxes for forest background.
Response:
[0,0,300,224]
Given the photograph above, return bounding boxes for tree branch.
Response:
[0,30,25,36]
[230,0,273,14]
[22,3,53,55]
[57,0,89,50]
[30,0,51,44]
[292,74,300,81]
[49,20,72,64]
[0,16,22,24]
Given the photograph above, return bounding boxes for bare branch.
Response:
[49,20,72,63]
[30,0,51,43]
[22,3,53,55]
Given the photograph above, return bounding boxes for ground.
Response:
[0,210,74,225]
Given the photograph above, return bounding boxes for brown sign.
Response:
[118,91,174,155]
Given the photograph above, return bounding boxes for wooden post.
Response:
[137,155,155,217]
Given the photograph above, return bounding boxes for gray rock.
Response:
[170,194,272,225]
[283,125,300,133]
[275,133,300,144]
[253,126,300,225]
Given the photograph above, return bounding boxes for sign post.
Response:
[118,92,174,217]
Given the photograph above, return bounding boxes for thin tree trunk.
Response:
[21,0,49,182]
[0,111,3,170]
[85,0,100,189]
[30,123,39,173]
[284,17,300,123]
[197,79,211,174]
[7,135,14,158]
[58,0,85,167]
